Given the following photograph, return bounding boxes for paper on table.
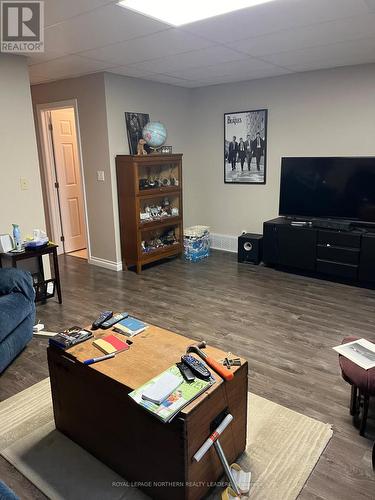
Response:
[333,338,375,370]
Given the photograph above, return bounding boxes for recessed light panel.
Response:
[118,0,277,27]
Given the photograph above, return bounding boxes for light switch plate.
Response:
[97,171,105,182]
[20,177,29,190]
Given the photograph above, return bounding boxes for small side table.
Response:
[0,243,62,304]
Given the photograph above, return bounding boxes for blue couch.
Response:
[0,269,35,373]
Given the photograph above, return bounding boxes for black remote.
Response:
[176,361,195,382]
[101,312,128,329]
[92,311,113,330]
[181,354,211,380]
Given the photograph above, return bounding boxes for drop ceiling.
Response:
[28,0,375,87]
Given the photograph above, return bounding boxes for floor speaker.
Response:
[238,233,263,264]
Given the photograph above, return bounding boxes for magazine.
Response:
[333,338,375,370]
[129,364,214,423]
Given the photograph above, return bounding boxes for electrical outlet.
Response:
[20,177,29,190]
[97,171,105,182]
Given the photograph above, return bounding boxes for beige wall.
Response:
[0,54,45,238]
[187,64,375,236]
[103,72,191,262]
[30,63,375,266]
[31,73,117,264]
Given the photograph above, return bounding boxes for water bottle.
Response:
[12,224,22,251]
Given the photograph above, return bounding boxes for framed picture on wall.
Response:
[125,112,150,155]
[224,109,268,184]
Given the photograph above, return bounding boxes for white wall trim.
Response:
[210,233,238,253]
[88,256,123,271]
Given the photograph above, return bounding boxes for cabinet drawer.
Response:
[317,230,361,248]
[316,245,359,265]
[316,259,358,279]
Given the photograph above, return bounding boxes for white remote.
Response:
[141,372,182,405]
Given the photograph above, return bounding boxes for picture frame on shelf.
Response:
[125,112,150,155]
[224,109,267,185]
[161,145,173,154]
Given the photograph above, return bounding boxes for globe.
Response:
[142,121,167,149]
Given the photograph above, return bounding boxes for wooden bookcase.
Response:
[116,154,183,273]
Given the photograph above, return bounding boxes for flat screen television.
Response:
[279,157,375,222]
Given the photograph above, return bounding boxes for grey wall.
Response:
[187,64,375,236]
[31,73,116,263]
[104,72,192,263]
[0,54,45,238]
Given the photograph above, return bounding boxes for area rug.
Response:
[0,378,332,500]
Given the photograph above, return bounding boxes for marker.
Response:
[83,353,115,365]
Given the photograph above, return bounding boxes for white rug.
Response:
[0,378,332,500]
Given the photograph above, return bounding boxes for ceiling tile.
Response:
[28,55,113,81]
[128,46,246,74]
[106,65,157,78]
[166,57,286,80]
[45,0,115,27]
[78,28,214,66]
[27,49,69,65]
[146,74,194,86]
[183,0,369,44]
[364,0,375,10]
[261,37,375,69]
[44,3,170,54]
[228,14,375,57]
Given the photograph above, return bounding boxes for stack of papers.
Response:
[129,365,214,423]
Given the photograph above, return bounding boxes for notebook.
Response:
[93,334,130,354]
[113,316,147,337]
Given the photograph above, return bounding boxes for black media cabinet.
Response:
[263,217,375,285]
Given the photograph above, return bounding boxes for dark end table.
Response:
[0,243,62,304]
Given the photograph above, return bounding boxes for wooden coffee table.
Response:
[47,322,248,500]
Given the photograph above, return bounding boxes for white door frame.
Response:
[36,99,91,259]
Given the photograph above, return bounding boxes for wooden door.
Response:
[50,108,86,253]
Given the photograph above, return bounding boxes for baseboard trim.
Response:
[210,233,238,253]
[88,256,123,272]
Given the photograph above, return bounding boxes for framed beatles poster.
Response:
[224,109,267,184]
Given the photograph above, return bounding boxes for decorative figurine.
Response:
[137,138,148,156]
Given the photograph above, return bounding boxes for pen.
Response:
[83,353,115,365]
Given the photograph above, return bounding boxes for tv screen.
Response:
[279,157,375,222]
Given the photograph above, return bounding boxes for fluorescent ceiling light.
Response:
[118,0,277,27]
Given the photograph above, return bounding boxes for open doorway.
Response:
[37,101,89,260]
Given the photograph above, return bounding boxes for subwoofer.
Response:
[238,233,263,264]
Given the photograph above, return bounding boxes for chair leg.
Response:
[350,385,358,416]
[359,393,369,437]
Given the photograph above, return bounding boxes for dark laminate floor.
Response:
[0,251,374,499]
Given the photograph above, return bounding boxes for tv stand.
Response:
[263,217,375,285]
[311,218,352,231]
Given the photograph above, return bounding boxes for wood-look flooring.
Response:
[0,251,374,499]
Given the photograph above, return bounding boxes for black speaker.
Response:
[238,233,263,264]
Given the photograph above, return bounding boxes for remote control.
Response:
[101,312,128,329]
[176,361,195,382]
[181,354,211,380]
[91,311,113,330]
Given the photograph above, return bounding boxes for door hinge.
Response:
[60,235,65,242]
[54,181,59,189]
[48,122,53,131]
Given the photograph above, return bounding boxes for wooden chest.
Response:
[47,324,248,500]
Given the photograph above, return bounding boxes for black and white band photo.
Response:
[224,109,267,184]
[125,112,150,155]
